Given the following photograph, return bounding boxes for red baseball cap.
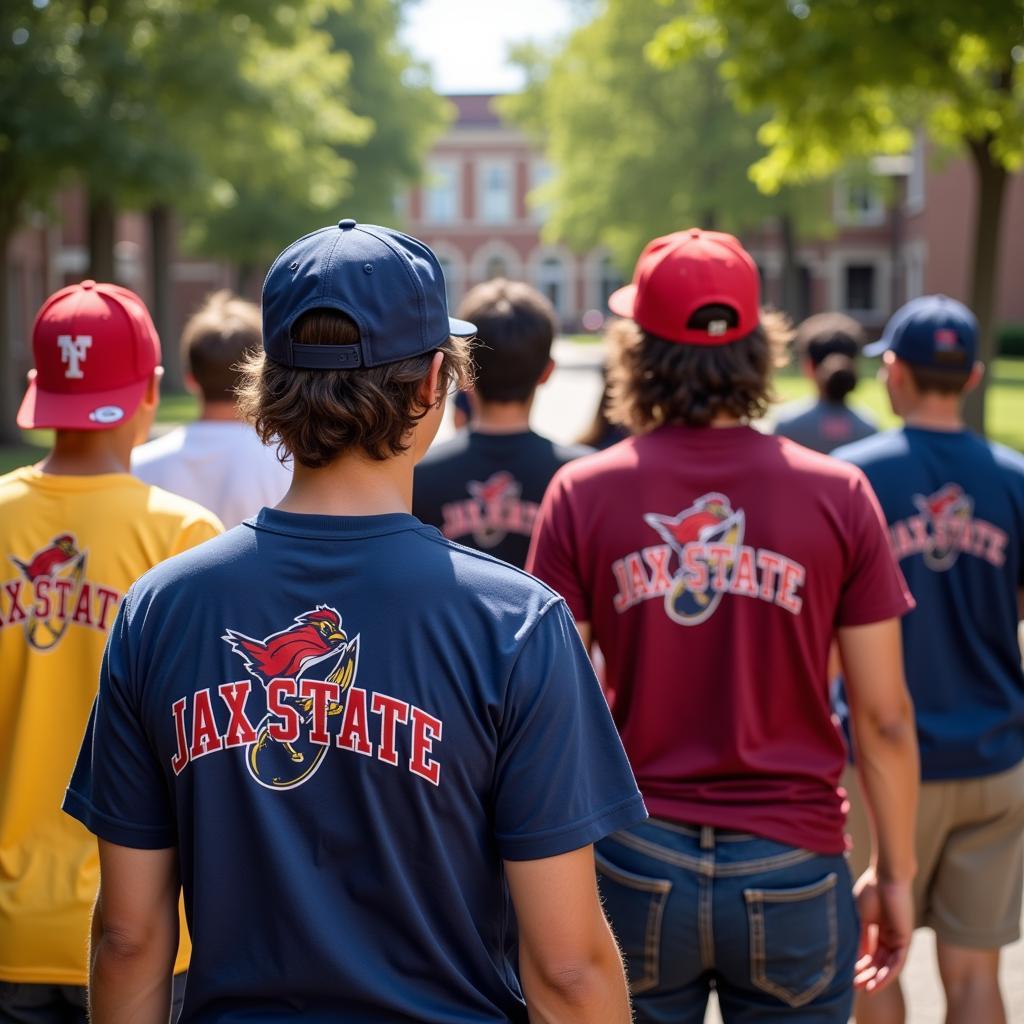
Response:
[17,280,161,430]
[608,228,760,345]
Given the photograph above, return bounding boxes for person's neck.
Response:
[198,400,242,423]
[709,413,744,428]
[901,396,964,432]
[276,452,414,517]
[471,399,533,435]
[39,429,134,476]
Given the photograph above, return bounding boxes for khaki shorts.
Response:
[843,759,1024,949]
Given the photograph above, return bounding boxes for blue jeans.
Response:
[596,820,858,1023]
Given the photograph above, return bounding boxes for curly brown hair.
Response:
[237,309,472,468]
[606,308,792,432]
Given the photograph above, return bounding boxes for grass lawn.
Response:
[772,357,1024,452]
[1,357,1020,474]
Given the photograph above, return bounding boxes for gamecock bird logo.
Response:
[644,493,745,625]
[223,605,360,790]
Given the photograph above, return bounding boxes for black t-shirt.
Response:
[413,430,592,568]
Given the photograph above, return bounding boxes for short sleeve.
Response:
[837,470,915,628]
[169,512,223,557]
[526,471,588,621]
[63,593,176,849]
[493,599,646,861]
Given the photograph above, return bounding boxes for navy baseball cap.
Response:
[865,294,977,370]
[262,219,476,369]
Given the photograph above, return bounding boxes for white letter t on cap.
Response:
[58,335,92,379]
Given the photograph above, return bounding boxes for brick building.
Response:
[6,97,1024,382]
[399,94,624,328]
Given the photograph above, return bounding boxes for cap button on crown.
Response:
[338,218,357,230]
[81,279,96,289]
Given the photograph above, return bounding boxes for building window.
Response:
[529,160,553,223]
[536,255,567,314]
[478,160,513,225]
[844,264,876,311]
[836,179,886,227]
[425,160,459,224]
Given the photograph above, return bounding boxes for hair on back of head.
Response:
[793,312,864,406]
[607,303,792,432]
[457,279,556,404]
[181,290,262,403]
[904,362,972,396]
[236,307,471,468]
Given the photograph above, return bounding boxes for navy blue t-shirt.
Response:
[64,510,645,1022]
[835,427,1024,780]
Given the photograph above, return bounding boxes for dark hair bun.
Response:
[816,352,857,403]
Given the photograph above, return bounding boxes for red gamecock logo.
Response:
[222,606,360,790]
[4,533,119,650]
[612,492,807,625]
[168,606,445,792]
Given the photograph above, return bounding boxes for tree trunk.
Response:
[0,225,23,444]
[149,204,182,391]
[87,192,116,281]
[963,138,1008,434]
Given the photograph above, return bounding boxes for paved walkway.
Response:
[508,338,1024,1024]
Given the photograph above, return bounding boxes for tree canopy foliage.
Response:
[0,0,446,435]
[650,0,1024,429]
[498,0,826,274]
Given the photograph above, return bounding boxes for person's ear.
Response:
[963,360,985,395]
[143,367,164,409]
[184,371,200,397]
[801,356,815,382]
[537,358,556,386]
[418,351,446,409]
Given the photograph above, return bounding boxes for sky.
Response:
[400,0,576,95]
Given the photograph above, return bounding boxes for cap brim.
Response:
[17,373,149,430]
[607,284,637,319]
[448,316,477,338]
[863,338,891,358]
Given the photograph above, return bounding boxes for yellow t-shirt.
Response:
[0,466,223,985]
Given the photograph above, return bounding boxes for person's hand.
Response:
[853,868,913,993]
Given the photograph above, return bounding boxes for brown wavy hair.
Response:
[237,309,472,468]
[606,307,792,432]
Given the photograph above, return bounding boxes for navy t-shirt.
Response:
[64,509,645,1022]
[413,430,592,569]
[835,427,1024,780]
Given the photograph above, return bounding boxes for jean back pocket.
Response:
[744,871,838,1008]
[595,851,671,995]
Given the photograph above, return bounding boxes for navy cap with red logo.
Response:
[609,228,761,345]
[17,280,162,431]
[865,294,977,370]
[262,219,476,369]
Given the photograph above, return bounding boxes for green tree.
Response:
[651,0,1024,431]
[182,0,449,289]
[498,0,826,282]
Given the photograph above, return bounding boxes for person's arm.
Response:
[89,841,179,1024]
[575,621,591,650]
[838,617,918,994]
[505,846,631,1024]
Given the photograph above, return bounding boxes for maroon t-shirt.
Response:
[527,425,913,854]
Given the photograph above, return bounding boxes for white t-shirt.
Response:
[132,422,292,529]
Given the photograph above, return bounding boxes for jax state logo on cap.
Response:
[168,606,445,792]
[17,280,161,431]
